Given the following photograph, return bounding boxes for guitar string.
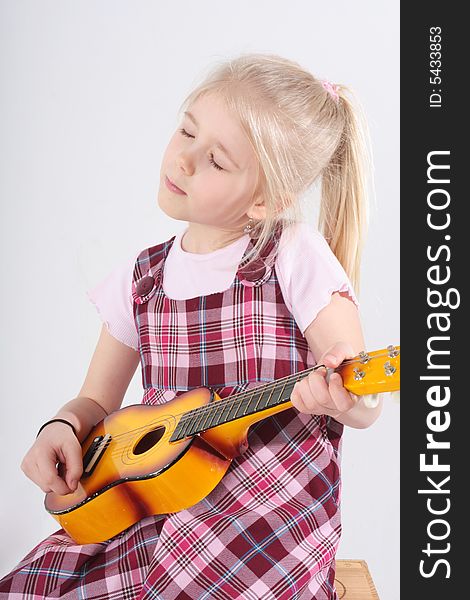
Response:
[104,370,307,457]
[102,349,397,446]
[94,378,400,464]
[93,351,399,458]
[102,354,363,452]
[92,351,399,459]
[98,369,401,467]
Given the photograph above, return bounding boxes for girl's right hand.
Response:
[21,422,83,495]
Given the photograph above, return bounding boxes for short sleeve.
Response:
[86,253,140,350]
[275,223,359,335]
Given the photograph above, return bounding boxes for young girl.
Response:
[0,53,381,599]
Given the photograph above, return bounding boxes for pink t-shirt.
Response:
[87,222,358,351]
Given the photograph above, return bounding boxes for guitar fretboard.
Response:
[169,369,314,442]
[169,346,400,442]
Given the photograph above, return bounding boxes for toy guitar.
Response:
[45,345,400,544]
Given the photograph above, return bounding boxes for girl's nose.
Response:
[177,152,195,176]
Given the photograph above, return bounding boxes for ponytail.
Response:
[319,90,370,292]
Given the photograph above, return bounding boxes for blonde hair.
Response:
[178,53,370,290]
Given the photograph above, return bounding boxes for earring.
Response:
[244,218,255,234]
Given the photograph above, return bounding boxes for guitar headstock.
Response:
[336,345,400,396]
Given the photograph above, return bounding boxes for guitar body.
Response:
[44,345,400,544]
[45,386,290,544]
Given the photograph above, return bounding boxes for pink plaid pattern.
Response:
[0,229,343,599]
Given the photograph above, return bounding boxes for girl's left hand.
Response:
[290,342,358,417]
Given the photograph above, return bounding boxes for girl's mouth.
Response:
[165,175,187,195]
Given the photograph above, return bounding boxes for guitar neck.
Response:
[171,366,317,442]
[170,345,401,442]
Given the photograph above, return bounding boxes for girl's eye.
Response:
[178,128,224,171]
[179,127,194,139]
[209,153,223,171]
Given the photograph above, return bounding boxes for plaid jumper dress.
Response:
[0,230,344,600]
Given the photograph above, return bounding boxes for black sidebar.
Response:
[401,5,466,599]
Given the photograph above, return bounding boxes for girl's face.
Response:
[158,93,264,235]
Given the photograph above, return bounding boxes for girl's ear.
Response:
[247,193,266,221]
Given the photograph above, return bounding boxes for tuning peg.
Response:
[384,361,396,376]
[358,351,370,364]
[387,345,400,358]
[353,367,366,381]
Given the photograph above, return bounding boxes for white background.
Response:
[0,1,400,598]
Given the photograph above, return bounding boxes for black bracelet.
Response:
[36,418,77,438]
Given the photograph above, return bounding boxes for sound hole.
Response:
[133,426,165,455]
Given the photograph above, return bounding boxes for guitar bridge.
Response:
[82,434,112,478]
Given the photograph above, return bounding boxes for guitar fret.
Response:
[245,392,259,414]
[258,383,281,410]
[203,408,218,430]
[227,400,241,421]
[277,381,288,404]
[199,406,215,431]
[192,409,208,435]
[178,415,193,439]
[243,392,255,415]
[253,386,270,411]
[171,422,182,441]
[279,381,297,400]
[233,399,247,419]
[265,385,280,408]
[173,420,184,440]
[219,401,235,426]
[236,400,244,417]
[204,405,219,430]
[188,413,202,435]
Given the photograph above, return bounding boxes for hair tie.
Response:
[36,418,77,438]
[321,80,340,103]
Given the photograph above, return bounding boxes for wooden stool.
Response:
[334,560,379,599]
